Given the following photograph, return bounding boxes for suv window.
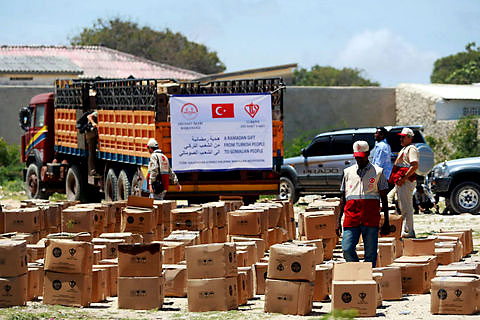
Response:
[387,129,425,152]
[305,136,330,157]
[353,133,375,150]
[330,134,353,155]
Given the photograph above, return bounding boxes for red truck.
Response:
[19,78,284,203]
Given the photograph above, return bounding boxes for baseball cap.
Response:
[398,127,414,137]
[353,140,369,157]
[147,138,158,148]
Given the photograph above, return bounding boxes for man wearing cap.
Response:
[147,138,181,200]
[336,140,390,268]
[390,127,419,238]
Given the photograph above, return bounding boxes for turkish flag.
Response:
[212,103,235,118]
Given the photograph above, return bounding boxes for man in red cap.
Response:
[336,141,390,267]
[390,127,419,238]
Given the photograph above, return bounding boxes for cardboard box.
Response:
[0,274,27,307]
[228,210,263,236]
[44,239,93,275]
[91,238,124,259]
[390,262,429,294]
[322,237,336,261]
[254,262,268,295]
[267,244,316,282]
[436,241,462,262]
[27,267,41,300]
[158,241,184,264]
[372,272,383,307]
[91,268,108,302]
[3,208,41,233]
[435,248,456,265]
[234,242,257,265]
[372,267,402,300]
[403,238,436,256]
[436,232,467,257]
[436,262,480,275]
[238,266,254,299]
[394,255,438,283]
[313,265,330,302]
[379,213,403,239]
[187,277,238,312]
[118,243,162,277]
[62,207,102,234]
[303,211,336,240]
[236,250,248,268]
[164,231,200,246]
[99,232,134,243]
[170,207,206,231]
[43,271,92,307]
[97,264,117,297]
[431,275,480,315]
[439,229,473,255]
[0,240,27,277]
[377,243,395,267]
[164,264,187,297]
[264,279,314,315]
[332,262,377,317]
[120,207,154,234]
[185,243,237,279]
[118,276,164,310]
[293,239,324,265]
[237,271,248,305]
[230,236,265,259]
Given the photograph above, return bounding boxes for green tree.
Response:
[70,18,226,75]
[448,116,480,159]
[431,42,480,84]
[293,65,380,86]
[0,138,23,185]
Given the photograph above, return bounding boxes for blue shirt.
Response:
[372,139,392,179]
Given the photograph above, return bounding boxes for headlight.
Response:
[433,163,448,178]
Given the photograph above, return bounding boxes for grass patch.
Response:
[49,192,67,201]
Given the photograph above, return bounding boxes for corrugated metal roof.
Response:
[0,55,82,74]
[398,83,480,100]
[0,45,203,80]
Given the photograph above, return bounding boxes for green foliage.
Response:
[293,65,380,86]
[431,42,480,84]
[448,116,480,159]
[71,18,226,75]
[320,309,358,319]
[0,138,23,185]
[284,129,318,158]
[425,135,450,163]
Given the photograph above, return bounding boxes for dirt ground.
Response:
[1,198,480,319]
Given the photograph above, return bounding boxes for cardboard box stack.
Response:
[332,262,377,317]
[61,206,104,237]
[185,243,239,312]
[204,202,228,243]
[118,242,164,310]
[264,244,315,315]
[43,239,93,307]
[0,240,28,307]
[228,209,268,248]
[298,210,336,260]
[379,213,403,258]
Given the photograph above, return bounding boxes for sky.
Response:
[1,0,479,86]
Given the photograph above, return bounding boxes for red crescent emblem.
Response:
[369,178,375,183]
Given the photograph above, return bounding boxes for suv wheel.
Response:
[450,182,480,214]
[278,176,299,203]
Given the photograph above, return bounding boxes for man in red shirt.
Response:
[336,141,390,267]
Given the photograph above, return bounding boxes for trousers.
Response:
[342,225,379,268]
[397,180,416,237]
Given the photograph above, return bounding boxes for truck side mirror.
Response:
[19,106,31,131]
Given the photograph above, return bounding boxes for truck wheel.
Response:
[117,170,132,201]
[105,168,119,202]
[450,182,480,214]
[131,171,143,196]
[278,176,299,203]
[25,163,47,199]
[65,165,83,201]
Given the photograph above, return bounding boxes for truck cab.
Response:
[19,92,56,198]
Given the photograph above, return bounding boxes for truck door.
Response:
[24,104,46,162]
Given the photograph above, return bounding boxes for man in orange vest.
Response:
[336,141,390,267]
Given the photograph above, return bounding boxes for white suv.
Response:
[279,126,434,202]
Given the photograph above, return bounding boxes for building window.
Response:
[10,77,33,81]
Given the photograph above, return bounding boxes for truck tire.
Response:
[25,163,48,199]
[117,170,132,201]
[65,165,83,201]
[450,181,480,214]
[278,176,299,203]
[105,168,119,202]
[131,171,143,196]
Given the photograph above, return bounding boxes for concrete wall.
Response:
[0,85,53,144]
[284,86,396,144]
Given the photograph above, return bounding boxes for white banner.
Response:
[170,94,272,172]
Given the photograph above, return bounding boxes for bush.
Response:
[0,138,23,185]
[448,116,480,159]
[284,129,317,158]
[425,135,450,163]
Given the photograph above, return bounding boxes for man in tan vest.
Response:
[336,141,390,267]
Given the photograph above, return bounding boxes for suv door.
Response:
[325,134,354,188]
[296,136,330,188]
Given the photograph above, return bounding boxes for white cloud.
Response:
[334,29,439,86]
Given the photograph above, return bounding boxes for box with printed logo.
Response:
[118,276,164,310]
[3,208,41,233]
[431,275,480,315]
[0,274,27,307]
[187,277,238,312]
[0,240,28,277]
[44,239,93,275]
[264,279,314,315]
[267,244,316,282]
[43,271,92,307]
[118,243,162,277]
[185,243,238,279]
[228,210,263,236]
[303,211,336,240]
[120,207,154,234]
[170,207,206,232]
[61,207,102,234]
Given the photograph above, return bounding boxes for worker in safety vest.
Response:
[336,140,390,267]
